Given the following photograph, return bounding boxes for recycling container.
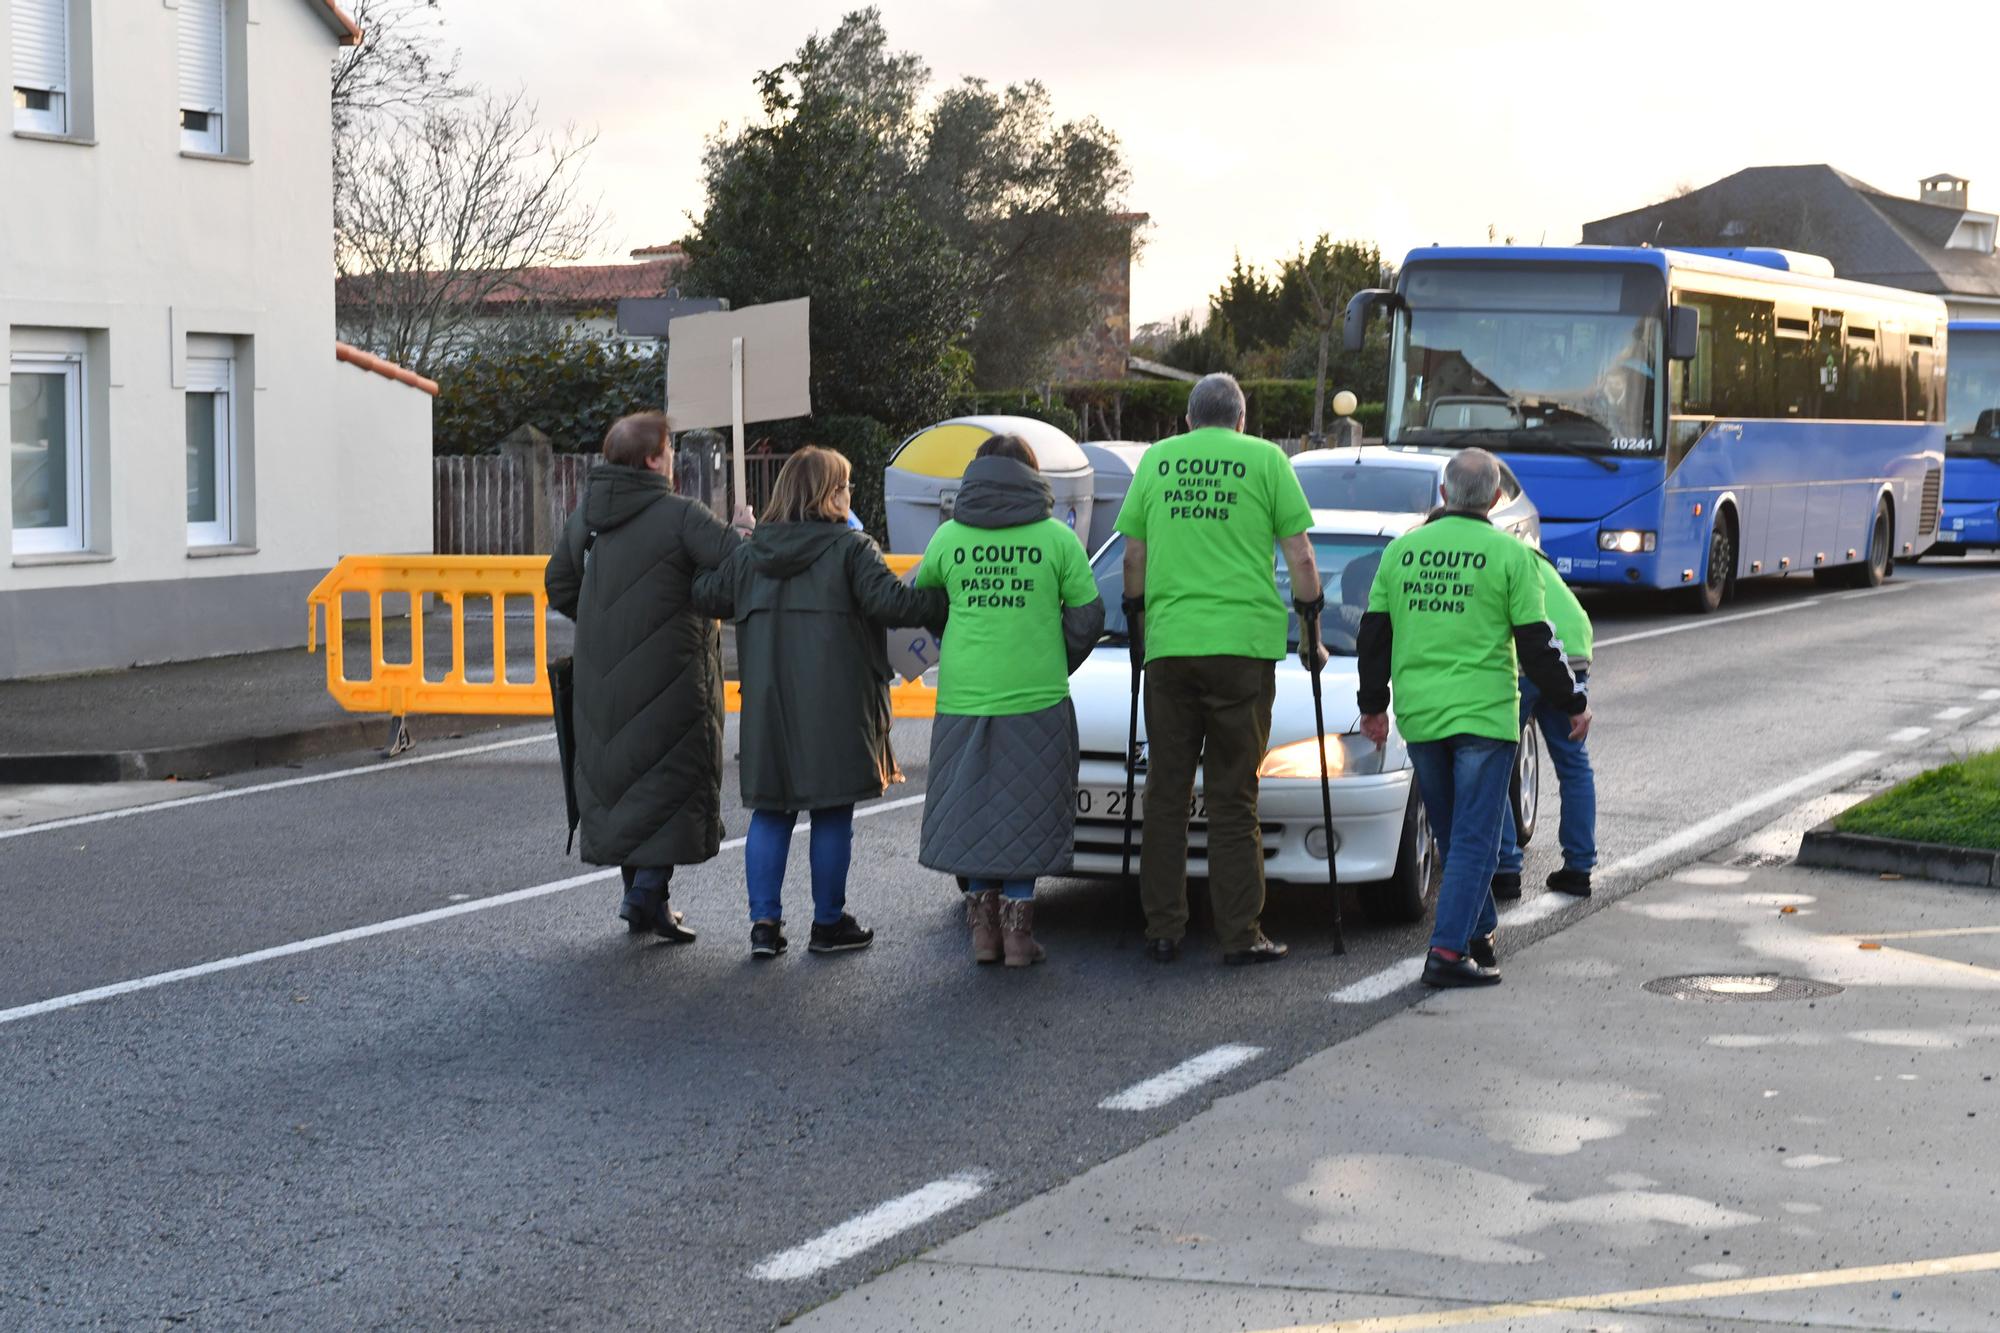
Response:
[884,415,1094,554]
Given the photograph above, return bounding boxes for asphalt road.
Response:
[3,555,1999,1330]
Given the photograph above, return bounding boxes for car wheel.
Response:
[1361,787,1439,925]
[1510,720,1540,848]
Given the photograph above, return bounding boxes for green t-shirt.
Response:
[1367,515,1548,743]
[1113,427,1315,664]
[1535,554,1594,666]
[917,517,1098,716]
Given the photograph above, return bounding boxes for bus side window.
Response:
[1909,333,1938,422]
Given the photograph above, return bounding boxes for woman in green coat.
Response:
[694,447,946,960]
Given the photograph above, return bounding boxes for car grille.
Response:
[1074,816,1284,863]
[1920,465,1942,536]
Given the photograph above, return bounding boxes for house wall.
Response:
[0,1,431,679]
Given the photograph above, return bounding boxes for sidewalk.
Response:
[794,860,2000,1331]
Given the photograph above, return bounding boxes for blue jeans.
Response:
[620,865,672,911]
[1498,672,1597,876]
[746,806,855,926]
[1407,734,1516,954]
[967,877,1035,901]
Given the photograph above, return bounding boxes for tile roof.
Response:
[336,342,439,395]
[334,255,692,315]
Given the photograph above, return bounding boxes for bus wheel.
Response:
[1830,501,1893,588]
[1689,510,1735,613]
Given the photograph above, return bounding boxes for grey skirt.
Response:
[919,698,1079,880]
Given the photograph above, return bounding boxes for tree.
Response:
[1287,237,1385,438]
[330,1,464,252]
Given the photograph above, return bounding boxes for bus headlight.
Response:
[1598,529,1656,554]
[1258,734,1387,779]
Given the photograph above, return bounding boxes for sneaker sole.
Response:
[750,944,786,959]
[808,939,874,954]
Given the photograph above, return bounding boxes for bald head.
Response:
[603,412,673,470]
[1441,448,1501,511]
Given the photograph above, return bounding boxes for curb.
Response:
[0,715,526,785]
[1797,821,2000,888]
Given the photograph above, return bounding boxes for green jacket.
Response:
[694,522,947,811]
[546,465,740,867]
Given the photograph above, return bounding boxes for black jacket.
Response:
[694,522,947,811]
[546,465,741,867]
[951,457,1106,672]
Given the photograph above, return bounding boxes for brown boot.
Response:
[1000,897,1046,968]
[966,890,1002,965]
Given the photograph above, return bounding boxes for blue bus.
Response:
[1935,320,2000,553]
[1345,247,1946,610]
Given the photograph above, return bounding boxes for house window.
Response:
[177,0,226,154]
[11,0,70,135]
[185,354,235,545]
[9,353,86,554]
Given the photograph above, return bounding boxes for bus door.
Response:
[1802,309,1850,562]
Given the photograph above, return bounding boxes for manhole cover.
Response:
[1643,974,1843,1001]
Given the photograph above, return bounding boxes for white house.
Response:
[2,0,434,680]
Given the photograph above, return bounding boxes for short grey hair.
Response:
[1187,373,1246,429]
[1441,448,1502,510]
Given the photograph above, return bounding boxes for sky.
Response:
[436,0,2000,329]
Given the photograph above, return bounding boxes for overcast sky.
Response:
[440,0,2000,328]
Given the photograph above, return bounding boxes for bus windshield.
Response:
[1388,263,1665,458]
[1946,330,2000,459]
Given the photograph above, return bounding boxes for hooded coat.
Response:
[693,522,946,812]
[545,465,739,867]
[917,457,1106,880]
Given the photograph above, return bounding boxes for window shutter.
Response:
[177,0,227,115]
[186,356,232,394]
[11,0,69,95]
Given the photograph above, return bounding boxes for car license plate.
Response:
[1939,530,1960,542]
[1074,788,1207,820]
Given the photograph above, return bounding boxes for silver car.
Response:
[1291,445,1541,546]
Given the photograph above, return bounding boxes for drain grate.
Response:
[1644,974,1843,1002]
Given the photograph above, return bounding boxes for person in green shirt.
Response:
[1494,548,1598,902]
[1114,373,1324,966]
[1357,449,1592,989]
[917,435,1104,967]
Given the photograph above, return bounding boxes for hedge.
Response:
[959,380,1385,442]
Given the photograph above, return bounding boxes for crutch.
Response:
[1299,598,1347,955]
[1120,598,1144,885]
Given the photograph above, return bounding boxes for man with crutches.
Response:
[1114,373,1321,965]
[1357,449,1592,989]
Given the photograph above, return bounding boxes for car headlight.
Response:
[1597,529,1657,554]
[1257,733,1388,779]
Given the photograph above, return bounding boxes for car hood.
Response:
[1070,646,1363,754]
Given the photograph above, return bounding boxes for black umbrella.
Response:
[549,654,581,853]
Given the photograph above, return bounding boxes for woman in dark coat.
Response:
[546,412,749,940]
[915,435,1104,966]
[693,447,946,961]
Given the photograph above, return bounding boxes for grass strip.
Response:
[1836,747,2000,852]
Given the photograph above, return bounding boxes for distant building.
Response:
[1049,213,1150,383]
[3,1,436,680]
[1583,166,2000,319]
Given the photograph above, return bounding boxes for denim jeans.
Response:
[1407,734,1517,954]
[746,806,854,926]
[967,877,1035,901]
[620,865,672,912]
[1497,672,1597,876]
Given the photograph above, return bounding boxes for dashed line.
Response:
[1600,749,1879,878]
[1499,893,1571,927]
[1098,1043,1263,1110]
[1330,956,1425,1003]
[750,1172,990,1280]
[1594,600,1810,648]
[1886,726,1932,744]
[1981,689,2000,702]
[1934,706,1974,721]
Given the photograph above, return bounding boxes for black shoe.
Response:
[1468,933,1497,969]
[1223,936,1289,966]
[620,897,653,934]
[1145,938,1181,964]
[750,920,787,959]
[1547,868,1593,897]
[1421,949,1502,988]
[808,914,874,954]
[651,905,697,944]
[1490,871,1522,901]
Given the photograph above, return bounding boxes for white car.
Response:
[1068,513,1541,925]
[1291,445,1541,547]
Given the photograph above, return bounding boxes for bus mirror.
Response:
[1344,289,1397,352]
[1669,305,1700,360]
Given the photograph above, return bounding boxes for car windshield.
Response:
[1388,263,1665,457]
[1295,463,1439,513]
[1946,331,2000,459]
[1093,532,1393,655]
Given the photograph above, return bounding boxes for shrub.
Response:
[959,380,1383,442]
[433,337,663,455]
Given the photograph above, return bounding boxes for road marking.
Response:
[1835,583,1913,600]
[0,733,555,843]
[1935,705,1974,720]
[1886,725,1931,744]
[1594,600,1810,648]
[1860,925,2000,942]
[1098,1043,1263,1110]
[1600,750,1880,879]
[1259,1246,2000,1331]
[1330,956,1424,1003]
[1982,688,2000,702]
[750,1171,990,1280]
[0,793,929,1028]
[1499,893,1570,927]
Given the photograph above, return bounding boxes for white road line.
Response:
[1886,726,1932,744]
[750,1171,990,1281]
[1500,893,1571,927]
[0,733,555,843]
[1982,689,2000,702]
[1098,1043,1264,1111]
[1935,706,1974,721]
[1595,600,1811,649]
[0,793,929,1028]
[1330,956,1424,1003]
[1600,749,1880,878]
[1836,583,1913,600]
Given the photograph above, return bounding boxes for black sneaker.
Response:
[1421,949,1502,988]
[1490,871,1522,901]
[1468,933,1497,969]
[808,914,874,954]
[1547,868,1593,897]
[1146,938,1181,964]
[1223,935,1289,966]
[750,919,787,959]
